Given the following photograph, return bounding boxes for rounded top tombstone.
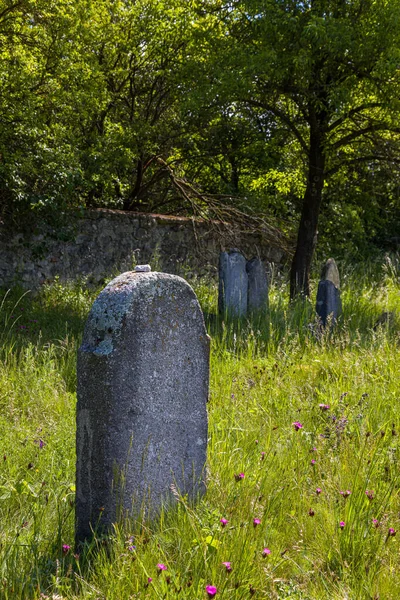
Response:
[76,271,209,544]
[321,258,340,289]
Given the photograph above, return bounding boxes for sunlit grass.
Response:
[0,256,399,599]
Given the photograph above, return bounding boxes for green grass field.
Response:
[0,256,399,599]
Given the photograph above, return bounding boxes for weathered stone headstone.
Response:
[315,258,342,327]
[218,249,248,317]
[76,271,209,544]
[246,257,268,313]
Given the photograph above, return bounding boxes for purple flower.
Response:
[62,544,71,554]
[234,472,245,481]
[316,487,322,495]
[206,585,218,597]
[340,490,351,499]
[319,404,330,411]
[222,561,232,572]
[253,518,261,527]
[365,490,374,501]
[157,563,167,572]
[388,527,397,537]
[147,577,153,583]
[34,438,45,449]
[262,547,271,556]
[311,459,316,465]
[293,421,303,431]
[260,452,265,460]
[128,545,136,552]
[220,518,228,527]
[339,521,345,529]
[372,519,380,528]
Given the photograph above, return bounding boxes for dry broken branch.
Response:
[156,158,293,256]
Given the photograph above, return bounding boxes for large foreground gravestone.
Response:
[218,250,248,317]
[76,270,209,544]
[315,258,342,327]
[246,257,269,313]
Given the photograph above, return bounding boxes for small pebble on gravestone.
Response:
[218,250,248,317]
[246,257,268,313]
[315,258,342,327]
[76,271,209,545]
[134,264,151,272]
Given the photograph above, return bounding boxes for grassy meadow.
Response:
[0,256,399,599]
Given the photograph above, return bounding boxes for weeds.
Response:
[0,258,399,598]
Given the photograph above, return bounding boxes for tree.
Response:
[195,0,400,297]
[68,0,192,212]
[0,0,90,222]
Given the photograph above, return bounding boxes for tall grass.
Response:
[0,257,399,599]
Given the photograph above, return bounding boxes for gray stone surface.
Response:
[218,250,248,317]
[246,257,268,313]
[0,209,286,290]
[320,257,340,288]
[316,258,342,327]
[76,271,210,544]
[134,264,151,272]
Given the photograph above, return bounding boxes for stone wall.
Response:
[0,209,286,289]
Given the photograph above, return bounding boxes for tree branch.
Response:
[327,103,386,133]
[244,98,308,153]
[326,154,400,178]
[332,124,400,149]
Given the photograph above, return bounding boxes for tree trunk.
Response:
[290,114,326,299]
[123,158,144,211]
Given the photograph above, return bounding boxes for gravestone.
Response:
[76,271,209,544]
[315,258,342,327]
[218,249,248,317]
[246,257,268,313]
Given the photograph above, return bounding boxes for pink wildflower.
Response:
[253,518,261,527]
[222,561,232,572]
[293,421,303,431]
[262,547,271,556]
[206,585,217,597]
[339,521,345,529]
[220,518,228,527]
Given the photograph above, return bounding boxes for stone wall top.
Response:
[0,209,287,289]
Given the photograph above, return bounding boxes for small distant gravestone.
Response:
[76,270,209,545]
[218,249,248,317]
[246,257,268,313]
[315,258,342,327]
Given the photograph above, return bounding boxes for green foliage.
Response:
[1,0,400,258]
